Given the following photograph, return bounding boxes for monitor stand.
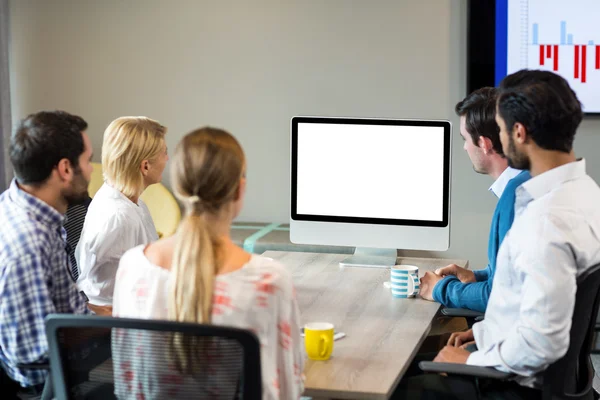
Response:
[339,247,397,269]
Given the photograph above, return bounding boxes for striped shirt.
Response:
[0,180,89,387]
[64,198,91,281]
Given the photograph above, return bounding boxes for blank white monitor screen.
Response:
[292,117,450,226]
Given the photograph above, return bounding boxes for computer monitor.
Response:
[290,116,452,268]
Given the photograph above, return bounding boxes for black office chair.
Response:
[45,314,262,400]
[7,361,54,400]
[591,312,600,354]
[420,263,600,400]
[64,197,92,282]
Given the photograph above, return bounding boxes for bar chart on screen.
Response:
[505,0,600,112]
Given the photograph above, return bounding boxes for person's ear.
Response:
[140,160,150,177]
[514,123,528,144]
[56,159,74,182]
[478,136,494,155]
[234,177,247,202]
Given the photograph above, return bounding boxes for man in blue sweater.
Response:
[419,88,530,312]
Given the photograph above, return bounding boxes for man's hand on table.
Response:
[435,263,476,284]
[419,271,443,301]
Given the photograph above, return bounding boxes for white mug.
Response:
[390,265,420,298]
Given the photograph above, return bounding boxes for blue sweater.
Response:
[433,170,531,313]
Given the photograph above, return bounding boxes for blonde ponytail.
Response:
[169,211,219,324]
[168,209,221,374]
[166,126,245,375]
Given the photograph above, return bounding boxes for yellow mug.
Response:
[304,322,334,361]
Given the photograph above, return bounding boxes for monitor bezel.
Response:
[291,116,451,228]
[467,0,600,116]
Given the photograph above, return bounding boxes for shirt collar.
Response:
[8,179,65,228]
[489,167,522,198]
[517,159,586,202]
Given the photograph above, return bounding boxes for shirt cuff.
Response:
[466,350,489,366]
[473,269,488,282]
[432,275,459,304]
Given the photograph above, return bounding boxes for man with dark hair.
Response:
[394,70,600,399]
[419,87,530,313]
[0,111,93,397]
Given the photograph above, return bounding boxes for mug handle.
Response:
[411,272,420,296]
[319,334,331,358]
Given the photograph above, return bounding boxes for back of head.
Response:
[168,127,245,322]
[101,116,167,198]
[497,69,583,152]
[168,127,245,373]
[171,127,245,216]
[10,111,88,186]
[455,87,503,155]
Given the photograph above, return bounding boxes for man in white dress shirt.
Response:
[394,70,600,399]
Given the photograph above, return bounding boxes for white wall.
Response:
[8,0,600,268]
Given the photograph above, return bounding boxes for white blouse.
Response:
[75,183,158,306]
[112,246,305,400]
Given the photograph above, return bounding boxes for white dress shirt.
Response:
[489,166,522,198]
[467,159,600,388]
[75,183,158,306]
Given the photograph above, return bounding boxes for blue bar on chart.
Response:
[561,21,566,45]
[532,23,539,45]
[568,34,573,45]
[589,40,595,45]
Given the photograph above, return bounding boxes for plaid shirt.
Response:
[0,180,89,387]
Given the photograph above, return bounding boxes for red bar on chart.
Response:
[582,45,587,83]
[553,45,559,71]
[540,45,545,65]
[547,45,552,58]
[575,45,580,79]
[540,44,546,65]
[596,45,600,69]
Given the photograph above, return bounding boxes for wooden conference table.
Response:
[265,251,469,400]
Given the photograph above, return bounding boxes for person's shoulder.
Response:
[0,213,52,260]
[88,201,140,234]
[246,255,295,293]
[496,171,532,209]
[247,254,288,271]
[503,170,531,195]
[115,245,161,282]
[120,244,146,263]
[137,197,151,213]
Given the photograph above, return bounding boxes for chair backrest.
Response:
[64,197,92,281]
[139,182,182,238]
[88,162,104,199]
[45,314,262,400]
[542,263,600,400]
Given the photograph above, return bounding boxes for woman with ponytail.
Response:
[112,127,304,399]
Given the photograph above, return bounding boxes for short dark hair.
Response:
[497,69,583,153]
[455,87,503,156]
[10,111,88,185]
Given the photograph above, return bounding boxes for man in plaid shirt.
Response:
[0,111,93,397]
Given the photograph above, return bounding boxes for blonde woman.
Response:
[76,117,168,310]
[112,128,304,399]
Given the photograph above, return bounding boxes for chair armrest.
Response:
[440,308,485,319]
[16,362,50,370]
[419,361,513,380]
